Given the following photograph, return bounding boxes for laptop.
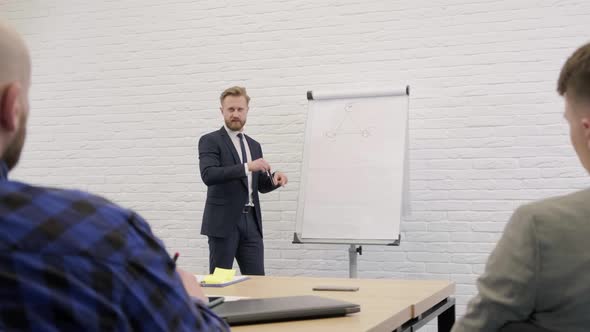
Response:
[211,295,360,325]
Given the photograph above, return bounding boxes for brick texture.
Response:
[2,0,589,324]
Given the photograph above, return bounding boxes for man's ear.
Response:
[0,83,21,132]
[219,107,223,114]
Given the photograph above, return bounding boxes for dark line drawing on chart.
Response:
[324,103,374,139]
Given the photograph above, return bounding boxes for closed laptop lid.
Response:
[212,295,361,325]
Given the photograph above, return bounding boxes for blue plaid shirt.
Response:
[0,163,229,331]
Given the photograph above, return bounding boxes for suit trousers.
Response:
[207,208,264,275]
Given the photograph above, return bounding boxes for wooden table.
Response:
[204,276,455,332]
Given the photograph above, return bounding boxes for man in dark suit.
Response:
[198,86,288,275]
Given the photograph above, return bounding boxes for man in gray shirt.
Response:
[452,43,590,332]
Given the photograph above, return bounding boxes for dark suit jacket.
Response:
[198,127,277,238]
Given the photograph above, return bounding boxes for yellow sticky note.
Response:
[201,267,236,284]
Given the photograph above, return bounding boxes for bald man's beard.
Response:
[4,115,26,171]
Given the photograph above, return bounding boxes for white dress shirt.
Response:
[224,125,254,205]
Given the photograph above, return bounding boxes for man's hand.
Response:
[273,171,288,187]
[248,158,271,172]
[177,268,207,302]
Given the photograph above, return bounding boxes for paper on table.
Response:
[201,267,236,284]
[194,268,249,287]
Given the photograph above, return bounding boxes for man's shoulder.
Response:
[202,128,224,138]
[515,189,590,227]
[0,181,133,227]
[0,181,157,259]
[28,183,126,213]
[199,128,225,144]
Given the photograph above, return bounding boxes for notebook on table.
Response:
[212,295,360,326]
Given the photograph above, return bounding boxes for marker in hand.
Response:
[172,252,180,263]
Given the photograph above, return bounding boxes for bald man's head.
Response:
[0,22,30,87]
[0,22,31,171]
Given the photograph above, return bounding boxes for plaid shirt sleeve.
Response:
[122,212,230,331]
[0,181,229,331]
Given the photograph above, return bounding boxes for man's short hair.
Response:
[220,86,250,105]
[558,42,590,101]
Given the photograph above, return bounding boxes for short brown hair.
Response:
[557,42,590,101]
[220,86,250,104]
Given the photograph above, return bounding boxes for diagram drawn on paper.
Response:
[324,103,374,139]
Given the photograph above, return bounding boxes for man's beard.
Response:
[4,118,26,171]
[225,118,246,131]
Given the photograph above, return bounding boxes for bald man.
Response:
[0,23,30,172]
[0,23,228,331]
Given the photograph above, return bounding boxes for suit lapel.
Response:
[245,135,259,159]
[245,135,258,192]
[219,127,248,190]
[219,127,241,164]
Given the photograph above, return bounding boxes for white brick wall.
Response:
[2,0,590,325]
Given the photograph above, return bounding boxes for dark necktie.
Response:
[237,133,248,163]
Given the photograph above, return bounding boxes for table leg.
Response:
[437,302,455,332]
